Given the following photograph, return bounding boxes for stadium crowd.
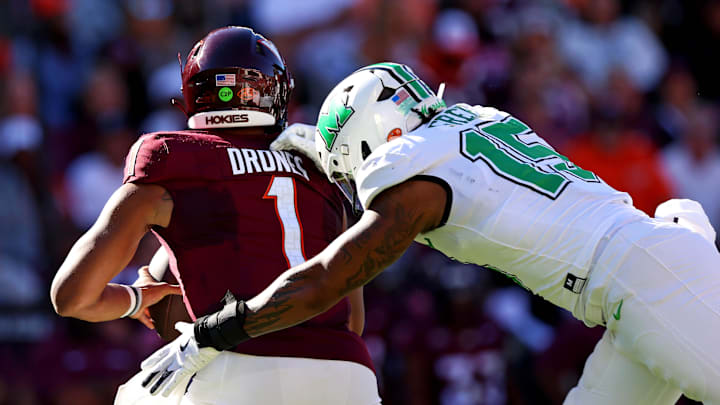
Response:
[0,0,718,404]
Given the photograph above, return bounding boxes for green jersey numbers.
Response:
[460,116,599,199]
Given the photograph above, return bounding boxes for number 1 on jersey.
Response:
[264,176,307,267]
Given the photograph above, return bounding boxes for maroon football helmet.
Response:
[179,26,293,130]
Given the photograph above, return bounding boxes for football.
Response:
[147,249,192,341]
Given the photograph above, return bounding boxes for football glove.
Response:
[270,123,324,172]
[141,322,220,397]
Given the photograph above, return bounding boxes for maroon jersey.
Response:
[123,130,373,372]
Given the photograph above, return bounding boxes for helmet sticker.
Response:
[392,88,419,114]
[387,128,402,141]
[317,95,355,151]
[218,87,233,102]
[392,89,410,105]
[238,87,257,102]
[215,74,236,86]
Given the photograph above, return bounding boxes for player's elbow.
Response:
[50,279,88,318]
[50,285,75,317]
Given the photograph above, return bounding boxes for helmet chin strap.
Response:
[171,98,188,117]
[188,110,276,129]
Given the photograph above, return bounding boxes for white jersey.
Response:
[356,104,646,316]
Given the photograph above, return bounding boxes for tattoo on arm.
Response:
[243,271,311,334]
[342,203,421,293]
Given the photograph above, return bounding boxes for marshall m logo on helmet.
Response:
[178,26,294,130]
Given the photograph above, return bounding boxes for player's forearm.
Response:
[243,210,414,337]
[243,259,340,336]
[55,283,136,322]
[193,257,338,349]
[51,229,139,318]
[347,287,365,335]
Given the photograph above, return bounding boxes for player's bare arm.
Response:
[50,183,181,323]
[347,287,365,335]
[338,200,366,336]
[239,178,447,338]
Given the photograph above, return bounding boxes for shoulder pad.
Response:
[356,134,447,209]
[123,132,229,184]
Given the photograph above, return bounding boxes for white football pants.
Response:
[115,352,381,405]
[566,219,720,405]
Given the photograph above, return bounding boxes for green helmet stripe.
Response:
[366,62,430,99]
[412,80,432,99]
[412,69,435,95]
[371,62,413,80]
[399,64,433,98]
[362,66,421,102]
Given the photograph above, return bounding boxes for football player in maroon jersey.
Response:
[50,27,380,404]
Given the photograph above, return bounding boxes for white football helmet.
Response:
[315,62,445,210]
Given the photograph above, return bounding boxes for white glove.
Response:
[270,123,324,172]
[655,198,717,244]
[141,322,220,397]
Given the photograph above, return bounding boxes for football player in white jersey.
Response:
[143,63,720,404]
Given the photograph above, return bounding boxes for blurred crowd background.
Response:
[0,0,718,404]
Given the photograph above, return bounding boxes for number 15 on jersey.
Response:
[460,116,599,199]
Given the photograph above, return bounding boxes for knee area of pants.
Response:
[636,357,705,403]
[632,334,707,401]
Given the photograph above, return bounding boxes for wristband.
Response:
[120,285,142,318]
[194,291,251,350]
